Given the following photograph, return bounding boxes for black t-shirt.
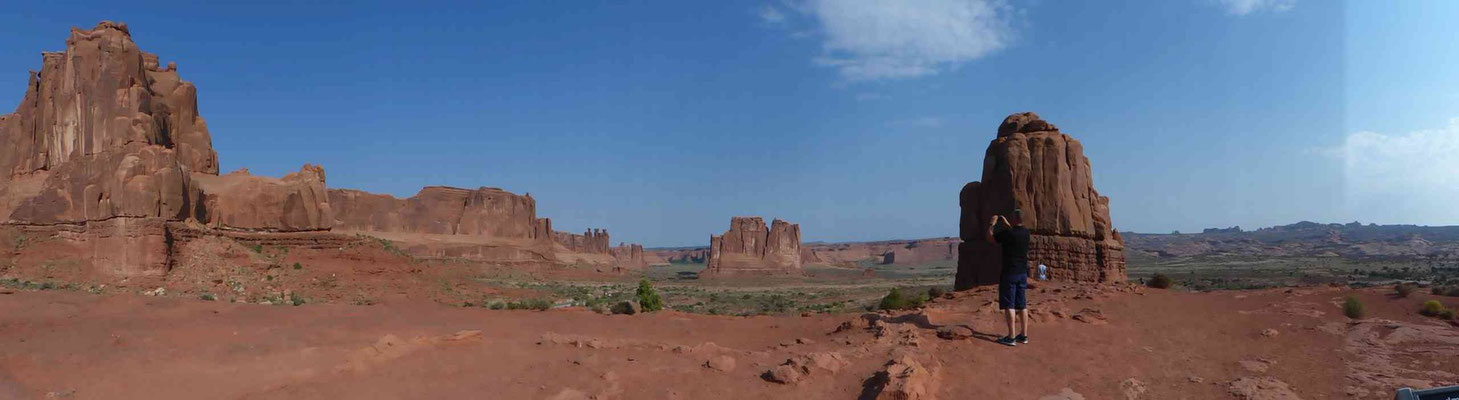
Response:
[993,226,1030,276]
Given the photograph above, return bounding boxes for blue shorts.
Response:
[998,274,1028,310]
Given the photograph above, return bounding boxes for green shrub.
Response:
[928,286,948,299]
[488,302,506,310]
[507,298,552,311]
[1343,296,1365,319]
[1420,300,1448,317]
[1148,274,1173,289]
[199,292,217,301]
[636,279,664,312]
[1395,283,1417,297]
[292,262,303,270]
[1433,286,1459,297]
[878,288,926,311]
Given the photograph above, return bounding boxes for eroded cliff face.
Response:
[0,22,641,277]
[703,217,803,276]
[955,112,1126,289]
[0,22,331,277]
[328,186,541,239]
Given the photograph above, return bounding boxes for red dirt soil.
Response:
[1,283,1454,399]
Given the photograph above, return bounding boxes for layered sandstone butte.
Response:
[0,22,331,276]
[955,112,1126,289]
[328,186,541,238]
[702,217,802,276]
[0,22,643,277]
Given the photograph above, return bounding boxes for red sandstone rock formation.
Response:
[0,22,644,276]
[703,217,803,275]
[611,242,647,270]
[328,186,542,239]
[553,228,610,253]
[0,22,333,276]
[801,238,959,266]
[955,112,1126,289]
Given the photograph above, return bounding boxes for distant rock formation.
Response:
[955,112,1126,289]
[611,243,647,269]
[703,217,802,276]
[328,186,541,239]
[553,228,610,253]
[800,238,959,267]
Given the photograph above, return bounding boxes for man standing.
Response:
[986,209,1030,346]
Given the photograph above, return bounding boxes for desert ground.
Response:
[3,270,1458,399]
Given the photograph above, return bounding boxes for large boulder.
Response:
[703,216,803,275]
[955,112,1126,289]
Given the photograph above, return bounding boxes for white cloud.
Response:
[1216,0,1296,16]
[758,5,787,24]
[1337,118,1459,225]
[769,0,1015,81]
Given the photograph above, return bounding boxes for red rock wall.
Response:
[611,243,647,270]
[0,22,334,276]
[801,238,959,266]
[327,186,541,239]
[553,229,610,253]
[703,217,803,275]
[955,112,1126,289]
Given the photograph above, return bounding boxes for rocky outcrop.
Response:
[0,22,644,277]
[553,228,610,253]
[611,243,647,269]
[0,22,337,276]
[192,166,332,232]
[955,112,1126,289]
[703,217,802,276]
[328,186,542,239]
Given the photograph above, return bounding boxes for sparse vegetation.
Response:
[878,287,927,311]
[636,279,664,312]
[1419,300,1452,319]
[927,286,947,299]
[200,292,217,301]
[293,262,303,270]
[1395,283,1417,298]
[1432,286,1459,297]
[1147,273,1173,289]
[1343,296,1365,319]
[506,298,553,311]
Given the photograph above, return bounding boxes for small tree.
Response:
[636,279,664,312]
[1147,274,1173,289]
[1342,296,1365,319]
[878,288,926,311]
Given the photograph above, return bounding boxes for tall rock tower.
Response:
[955,112,1126,289]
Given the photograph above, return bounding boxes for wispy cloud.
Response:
[888,116,946,128]
[758,5,787,24]
[763,0,1016,82]
[1326,118,1459,225]
[1215,0,1296,16]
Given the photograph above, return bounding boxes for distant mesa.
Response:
[0,22,644,277]
[956,112,1127,289]
[702,217,803,276]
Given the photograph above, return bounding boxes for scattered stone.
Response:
[795,337,814,345]
[1260,328,1279,338]
[705,355,736,372]
[1072,308,1108,325]
[1239,360,1269,373]
[1228,377,1303,399]
[1120,378,1148,399]
[762,365,803,384]
[143,287,167,297]
[546,388,591,400]
[873,356,939,400]
[1039,388,1086,400]
[1188,376,1205,384]
[935,326,973,340]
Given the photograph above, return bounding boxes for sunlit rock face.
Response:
[956,112,1126,289]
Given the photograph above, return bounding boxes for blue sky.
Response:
[2,1,1455,246]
